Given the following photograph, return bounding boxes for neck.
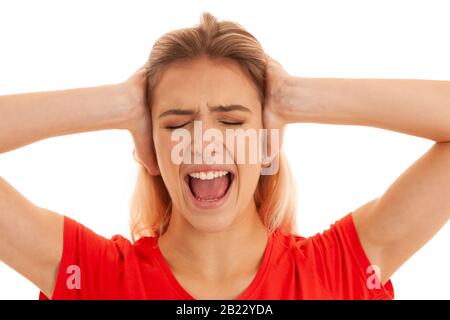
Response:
[157,200,269,283]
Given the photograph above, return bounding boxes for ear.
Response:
[131,124,161,177]
[147,144,161,176]
[133,148,160,176]
[261,123,286,168]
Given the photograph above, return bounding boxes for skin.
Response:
[0,53,449,299]
[264,56,450,284]
[152,56,268,299]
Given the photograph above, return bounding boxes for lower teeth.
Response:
[196,197,221,202]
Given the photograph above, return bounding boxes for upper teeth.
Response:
[189,170,229,180]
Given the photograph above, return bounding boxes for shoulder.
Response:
[273,213,373,269]
[271,213,355,254]
[60,215,162,265]
[270,213,394,299]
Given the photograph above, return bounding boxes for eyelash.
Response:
[165,123,189,130]
[221,121,244,126]
[165,121,244,130]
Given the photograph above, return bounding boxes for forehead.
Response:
[151,56,261,114]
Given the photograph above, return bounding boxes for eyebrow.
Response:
[158,104,252,119]
[158,108,198,119]
[209,104,252,114]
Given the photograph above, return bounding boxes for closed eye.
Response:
[220,121,244,126]
[165,120,244,129]
[165,122,190,130]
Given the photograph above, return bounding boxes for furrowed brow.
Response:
[158,108,199,119]
[209,104,252,113]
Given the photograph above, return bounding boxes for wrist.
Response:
[274,76,310,123]
[114,81,146,130]
[280,77,341,124]
[63,83,137,132]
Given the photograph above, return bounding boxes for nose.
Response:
[189,119,226,165]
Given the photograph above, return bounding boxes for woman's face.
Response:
[151,55,264,233]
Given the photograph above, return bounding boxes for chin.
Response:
[183,206,239,234]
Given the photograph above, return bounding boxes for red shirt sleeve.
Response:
[39,212,394,300]
[39,216,131,300]
[299,212,394,299]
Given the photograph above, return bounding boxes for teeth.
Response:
[189,170,229,180]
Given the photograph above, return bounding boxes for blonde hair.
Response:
[130,12,297,241]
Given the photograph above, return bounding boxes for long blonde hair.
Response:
[130,12,297,241]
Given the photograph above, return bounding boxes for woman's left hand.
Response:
[262,55,292,167]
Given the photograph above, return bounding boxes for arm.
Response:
[264,57,450,284]
[0,84,131,153]
[0,64,157,297]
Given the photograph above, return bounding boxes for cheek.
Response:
[153,133,166,168]
[238,164,261,196]
[154,130,176,163]
[153,132,180,181]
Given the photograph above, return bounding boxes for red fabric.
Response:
[39,212,394,300]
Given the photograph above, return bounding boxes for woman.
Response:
[0,12,449,300]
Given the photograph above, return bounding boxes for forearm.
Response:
[283,77,450,142]
[0,84,132,153]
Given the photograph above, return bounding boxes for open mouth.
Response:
[184,170,234,203]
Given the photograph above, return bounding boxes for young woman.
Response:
[0,13,449,300]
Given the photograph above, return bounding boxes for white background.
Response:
[0,0,449,299]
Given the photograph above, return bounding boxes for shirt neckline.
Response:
[151,230,276,300]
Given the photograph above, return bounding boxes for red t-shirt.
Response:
[39,212,394,300]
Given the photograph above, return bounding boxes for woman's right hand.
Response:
[122,62,160,176]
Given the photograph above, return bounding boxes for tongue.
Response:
[189,174,230,200]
